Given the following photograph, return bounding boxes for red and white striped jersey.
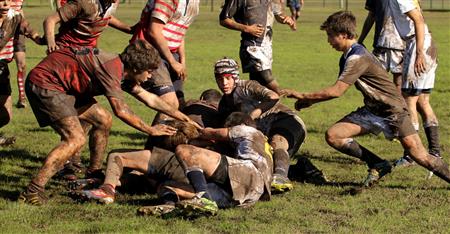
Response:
[131,0,199,52]
[0,0,23,60]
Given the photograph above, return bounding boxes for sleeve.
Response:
[96,57,125,99]
[365,0,375,11]
[58,0,83,23]
[245,80,277,102]
[396,0,417,14]
[219,0,239,21]
[218,97,235,121]
[152,0,178,24]
[271,0,284,16]
[338,55,371,85]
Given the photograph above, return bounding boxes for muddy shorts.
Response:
[401,33,437,95]
[25,80,96,127]
[240,38,273,73]
[343,107,416,140]
[142,52,183,98]
[146,147,188,184]
[0,61,11,95]
[259,113,307,156]
[287,0,301,10]
[373,47,403,74]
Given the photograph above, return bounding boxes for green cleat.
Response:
[271,174,294,193]
[137,204,179,218]
[176,194,218,218]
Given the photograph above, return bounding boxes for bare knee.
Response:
[94,108,113,130]
[325,129,340,148]
[270,134,289,150]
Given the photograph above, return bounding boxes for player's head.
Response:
[0,0,12,16]
[120,40,160,85]
[147,120,200,151]
[199,89,222,105]
[214,57,239,95]
[224,112,257,128]
[320,11,357,51]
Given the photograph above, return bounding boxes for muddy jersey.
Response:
[182,100,221,128]
[56,0,117,48]
[0,10,37,61]
[365,0,404,50]
[227,124,273,203]
[220,0,282,47]
[131,0,199,52]
[338,43,407,117]
[28,48,123,99]
[219,80,295,120]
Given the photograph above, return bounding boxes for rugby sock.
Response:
[186,170,211,200]
[17,71,25,101]
[424,125,440,157]
[27,181,45,193]
[273,149,290,177]
[340,139,385,168]
[103,154,123,187]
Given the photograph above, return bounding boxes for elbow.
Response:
[219,20,227,27]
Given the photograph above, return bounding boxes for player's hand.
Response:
[187,118,203,130]
[414,52,426,76]
[279,88,298,98]
[283,16,297,31]
[294,99,312,111]
[47,41,59,54]
[171,61,187,81]
[245,24,264,37]
[149,124,177,136]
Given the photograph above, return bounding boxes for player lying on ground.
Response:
[281,11,450,187]
[214,58,326,193]
[19,40,199,206]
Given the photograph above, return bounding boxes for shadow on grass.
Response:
[0,149,42,163]
[0,188,20,201]
[293,151,362,165]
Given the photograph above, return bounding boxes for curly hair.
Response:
[145,120,200,151]
[320,11,357,39]
[120,39,160,73]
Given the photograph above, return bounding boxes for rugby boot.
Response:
[67,177,102,191]
[18,190,48,206]
[55,161,85,181]
[394,155,415,168]
[16,99,26,108]
[137,204,179,218]
[288,157,328,185]
[73,185,115,204]
[176,193,218,218]
[271,173,294,193]
[363,160,392,187]
[0,136,15,147]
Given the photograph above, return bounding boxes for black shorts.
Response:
[0,61,11,95]
[25,80,96,127]
[268,113,306,156]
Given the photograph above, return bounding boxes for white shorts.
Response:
[402,33,437,94]
[373,47,403,74]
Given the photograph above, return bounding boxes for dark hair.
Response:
[320,11,357,39]
[146,120,199,151]
[200,89,222,104]
[224,112,256,128]
[120,39,160,73]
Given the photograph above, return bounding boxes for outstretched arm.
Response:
[108,16,133,34]
[107,96,177,136]
[199,127,229,141]
[128,86,201,129]
[358,11,375,45]
[281,81,350,110]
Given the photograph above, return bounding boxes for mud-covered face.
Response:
[0,0,11,16]
[215,73,236,95]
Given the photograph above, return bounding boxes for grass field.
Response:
[0,1,449,233]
